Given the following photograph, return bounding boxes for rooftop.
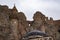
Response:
[24,30,48,38]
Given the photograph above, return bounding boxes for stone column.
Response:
[41,25,45,33]
[10,19,19,40]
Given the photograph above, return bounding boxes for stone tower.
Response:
[31,11,45,33]
[12,5,18,13]
[10,19,19,40]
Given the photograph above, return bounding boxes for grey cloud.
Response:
[0,0,60,20]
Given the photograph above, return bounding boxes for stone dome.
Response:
[24,30,48,38]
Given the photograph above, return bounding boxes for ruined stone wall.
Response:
[0,5,60,40]
[0,11,11,40]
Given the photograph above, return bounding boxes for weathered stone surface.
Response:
[0,5,60,40]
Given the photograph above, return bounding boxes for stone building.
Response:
[23,30,53,40]
[0,5,60,40]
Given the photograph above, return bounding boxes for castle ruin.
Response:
[0,5,60,40]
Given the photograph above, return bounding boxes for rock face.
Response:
[0,5,60,40]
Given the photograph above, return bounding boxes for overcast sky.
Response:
[0,0,60,20]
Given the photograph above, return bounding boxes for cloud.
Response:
[0,0,60,20]
[16,0,60,20]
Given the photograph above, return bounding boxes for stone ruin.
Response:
[0,5,60,40]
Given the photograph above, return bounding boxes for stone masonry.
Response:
[0,5,60,40]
